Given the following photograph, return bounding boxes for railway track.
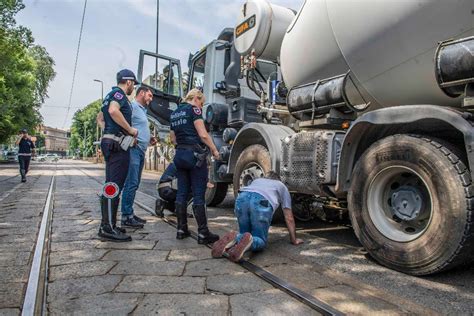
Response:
[74,165,343,316]
[21,174,55,316]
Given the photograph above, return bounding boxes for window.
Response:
[190,52,206,92]
[141,55,180,97]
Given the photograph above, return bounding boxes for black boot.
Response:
[193,205,219,244]
[155,198,165,218]
[111,197,128,233]
[98,195,131,242]
[20,169,26,182]
[176,202,190,239]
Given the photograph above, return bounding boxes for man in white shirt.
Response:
[212,171,304,262]
[121,86,157,228]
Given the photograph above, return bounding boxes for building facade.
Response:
[39,126,69,156]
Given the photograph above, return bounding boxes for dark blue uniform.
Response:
[171,103,207,206]
[18,137,35,181]
[100,86,132,190]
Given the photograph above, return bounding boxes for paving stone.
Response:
[0,283,24,308]
[0,308,20,316]
[52,224,96,234]
[230,289,319,315]
[51,219,92,227]
[137,222,176,234]
[134,294,229,315]
[47,275,122,302]
[207,273,273,294]
[49,249,108,266]
[0,266,28,283]
[51,230,98,242]
[110,261,185,276]
[95,240,156,250]
[116,275,205,294]
[0,242,34,253]
[248,250,295,267]
[0,234,36,243]
[184,258,247,276]
[48,293,143,316]
[153,237,203,250]
[0,252,30,266]
[50,240,101,252]
[101,249,169,262]
[265,263,340,289]
[310,285,401,315]
[168,248,213,261]
[139,231,179,240]
[49,261,117,281]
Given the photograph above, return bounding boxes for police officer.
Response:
[170,88,220,244]
[96,69,138,242]
[15,129,35,182]
[156,162,178,217]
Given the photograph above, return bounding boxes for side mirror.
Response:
[215,81,227,91]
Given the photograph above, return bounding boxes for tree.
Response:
[0,0,55,144]
[69,100,101,157]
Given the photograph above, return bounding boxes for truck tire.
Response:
[233,144,284,223]
[348,134,474,275]
[205,182,229,206]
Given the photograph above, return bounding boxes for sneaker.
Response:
[21,178,26,183]
[121,217,144,228]
[212,231,237,258]
[133,215,147,224]
[227,232,253,262]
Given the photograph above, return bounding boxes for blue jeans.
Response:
[173,148,208,206]
[234,191,274,251]
[121,147,145,218]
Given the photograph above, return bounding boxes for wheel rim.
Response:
[239,163,265,188]
[367,166,433,242]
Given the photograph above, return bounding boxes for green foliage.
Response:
[0,0,56,144]
[69,100,101,157]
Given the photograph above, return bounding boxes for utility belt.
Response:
[176,144,208,167]
[103,133,135,151]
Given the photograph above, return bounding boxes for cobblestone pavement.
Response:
[46,163,319,315]
[77,161,474,315]
[1,160,474,315]
[0,163,55,315]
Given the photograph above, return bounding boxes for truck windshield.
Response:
[190,53,206,92]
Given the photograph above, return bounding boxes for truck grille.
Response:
[280,130,344,195]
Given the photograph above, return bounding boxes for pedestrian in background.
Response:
[96,69,138,242]
[169,88,220,244]
[212,171,304,262]
[15,129,35,182]
[121,86,157,228]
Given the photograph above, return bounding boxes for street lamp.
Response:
[93,79,104,162]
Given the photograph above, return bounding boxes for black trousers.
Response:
[18,156,31,174]
[101,139,130,190]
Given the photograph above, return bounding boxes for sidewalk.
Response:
[47,163,318,315]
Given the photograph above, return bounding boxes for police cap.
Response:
[117,69,139,84]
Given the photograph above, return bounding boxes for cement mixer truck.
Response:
[137,0,474,275]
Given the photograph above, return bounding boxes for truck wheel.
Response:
[348,134,474,275]
[233,144,284,223]
[205,182,229,206]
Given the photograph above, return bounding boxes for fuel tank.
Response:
[280,0,474,108]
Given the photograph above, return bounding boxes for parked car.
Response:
[38,154,60,162]
[6,151,17,162]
